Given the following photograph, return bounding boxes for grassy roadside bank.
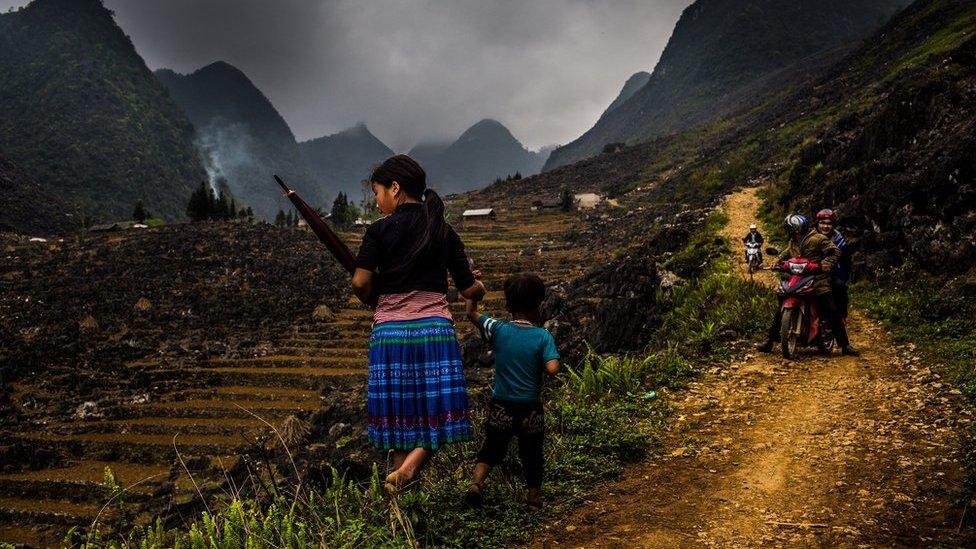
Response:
[851,270,976,493]
[70,210,771,549]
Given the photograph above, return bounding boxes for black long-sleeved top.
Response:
[355,203,475,296]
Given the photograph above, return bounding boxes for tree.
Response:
[275,209,286,227]
[331,191,357,229]
[285,210,294,227]
[560,186,576,212]
[186,182,214,222]
[360,181,378,219]
[132,200,148,222]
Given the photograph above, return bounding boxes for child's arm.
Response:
[544,359,560,375]
[465,295,480,325]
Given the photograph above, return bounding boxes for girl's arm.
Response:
[544,359,560,375]
[459,279,486,302]
[351,268,374,306]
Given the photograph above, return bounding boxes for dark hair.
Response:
[370,154,447,270]
[503,272,546,314]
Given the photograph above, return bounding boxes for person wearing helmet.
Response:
[757,214,859,356]
[816,208,851,320]
[741,223,764,262]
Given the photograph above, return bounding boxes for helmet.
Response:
[816,208,837,222]
[749,224,757,230]
[784,214,809,235]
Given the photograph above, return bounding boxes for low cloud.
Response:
[1,0,691,150]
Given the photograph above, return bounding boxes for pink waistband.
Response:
[373,291,453,325]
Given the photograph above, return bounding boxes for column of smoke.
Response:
[196,123,256,196]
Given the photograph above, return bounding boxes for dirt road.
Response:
[532,187,974,547]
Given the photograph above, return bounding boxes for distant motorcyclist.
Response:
[757,214,859,356]
[742,224,764,262]
[816,209,851,320]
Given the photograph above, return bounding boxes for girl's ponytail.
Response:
[422,188,447,249]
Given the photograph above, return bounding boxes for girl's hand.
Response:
[472,269,482,280]
[460,279,487,302]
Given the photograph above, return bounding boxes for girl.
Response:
[351,155,485,493]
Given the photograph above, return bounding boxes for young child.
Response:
[463,272,560,509]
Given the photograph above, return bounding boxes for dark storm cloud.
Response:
[1,0,691,150]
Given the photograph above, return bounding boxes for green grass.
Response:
[852,272,976,399]
[886,7,976,81]
[78,352,671,549]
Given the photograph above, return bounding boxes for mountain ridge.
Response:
[0,0,208,230]
[414,118,547,194]
[156,61,316,218]
[299,123,394,204]
[545,0,911,170]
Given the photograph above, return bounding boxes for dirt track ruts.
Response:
[531,187,975,548]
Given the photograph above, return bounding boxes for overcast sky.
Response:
[2,0,691,150]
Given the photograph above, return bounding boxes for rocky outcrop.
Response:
[544,209,710,360]
[781,36,976,277]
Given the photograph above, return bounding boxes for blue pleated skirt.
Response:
[366,317,473,450]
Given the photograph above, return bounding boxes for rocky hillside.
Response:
[0,0,207,230]
[0,223,348,410]
[545,0,910,169]
[299,123,393,204]
[771,0,976,277]
[156,62,316,219]
[0,154,80,235]
[417,119,548,194]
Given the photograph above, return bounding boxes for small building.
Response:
[462,208,497,221]
[574,193,603,209]
[88,221,145,232]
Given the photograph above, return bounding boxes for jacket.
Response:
[827,229,851,285]
[742,231,764,245]
[776,230,839,295]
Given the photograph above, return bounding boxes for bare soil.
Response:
[530,187,975,547]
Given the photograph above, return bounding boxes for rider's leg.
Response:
[759,297,785,351]
[833,281,849,320]
[815,293,851,349]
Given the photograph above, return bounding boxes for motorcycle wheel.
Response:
[780,308,799,359]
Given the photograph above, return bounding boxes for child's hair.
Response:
[370,154,447,270]
[503,272,546,314]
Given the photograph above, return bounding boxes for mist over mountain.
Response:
[156,61,316,218]
[0,0,207,230]
[414,119,548,194]
[298,123,393,205]
[545,0,911,169]
[407,141,452,168]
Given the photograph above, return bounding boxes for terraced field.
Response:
[0,207,590,547]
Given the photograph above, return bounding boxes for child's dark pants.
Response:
[476,398,544,488]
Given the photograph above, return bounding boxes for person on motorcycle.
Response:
[742,224,764,262]
[815,209,851,320]
[757,214,859,356]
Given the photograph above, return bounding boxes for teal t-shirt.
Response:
[476,315,560,402]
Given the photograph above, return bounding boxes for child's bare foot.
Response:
[463,482,484,508]
[526,487,542,510]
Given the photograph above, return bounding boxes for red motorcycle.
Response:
[769,255,835,359]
